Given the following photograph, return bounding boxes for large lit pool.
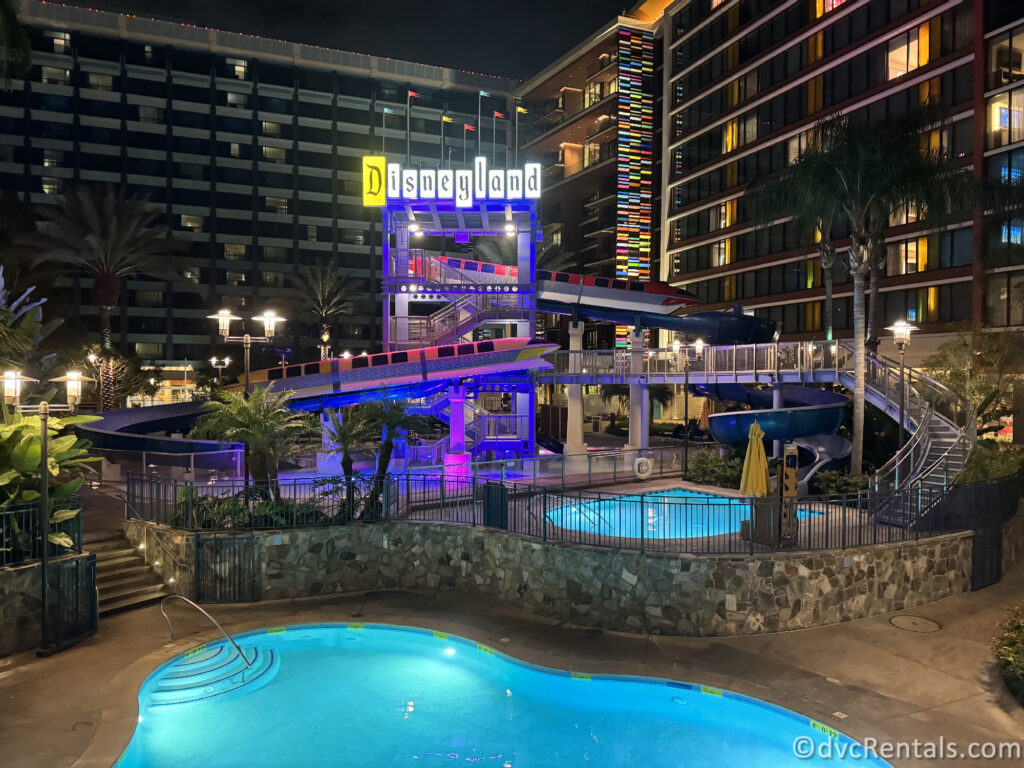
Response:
[118,624,887,767]
[547,488,816,540]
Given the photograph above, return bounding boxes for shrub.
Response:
[995,607,1024,705]
[809,470,868,497]
[687,449,744,489]
[957,441,1024,484]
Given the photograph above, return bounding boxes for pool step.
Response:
[148,644,280,707]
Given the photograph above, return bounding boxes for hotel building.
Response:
[0,0,515,387]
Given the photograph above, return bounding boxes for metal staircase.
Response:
[411,390,530,456]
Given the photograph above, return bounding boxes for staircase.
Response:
[147,643,280,707]
[87,533,170,616]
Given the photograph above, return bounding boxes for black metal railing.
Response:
[125,472,1020,555]
[0,497,83,568]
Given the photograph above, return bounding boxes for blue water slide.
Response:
[691,383,849,445]
[535,300,777,344]
[77,401,239,454]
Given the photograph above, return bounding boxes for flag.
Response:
[479,90,490,97]
[493,110,506,119]
[408,90,419,98]
[464,123,475,131]
[516,105,528,114]
[441,115,453,123]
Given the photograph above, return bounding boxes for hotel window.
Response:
[134,343,163,358]
[306,225,318,242]
[227,92,248,109]
[262,145,286,163]
[87,72,112,91]
[890,202,919,226]
[988,26,1024,89]
[230,142,241,158]
[180,214,204,231]
[1001,219,1024,246]
[261,121,282,137]
[226,58,248,80]
[583,143,601,167]
[138,105,164,124]
[815,0,846,18]
[43,149,63,168]
[261,271,285,288]
[887,238,928,275]
[551,228,562,247]
[40,66,70,86]
[224,244,246,260]
[262,246,288,262]
[44,31,70,54]
[887,27,927,80]
[988,86,1024,148]
[265,196,289,214]
[226,271,247,286]
[181,268,200,284]
[41,177,61,195]
[144,44,153,63]
[583,81,603,108]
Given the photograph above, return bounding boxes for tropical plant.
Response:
[0,404,100,553]
[188,388,319,487]
[956,441,1023,484]
[687,449,744,488]
[286,259,364,360]
[995,605,1024,705]
[26,185,181,410]
[598,384,674,418]
[808,470,868,497]
[922,329,1024,436]
[0,0,31,91]
[322,406,376,484]
[362,398,430,519]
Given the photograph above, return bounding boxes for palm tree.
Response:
[599,383,674,419]
[362,398,429,519]
[0,0,31,91]
[286,258,363,360]
[27,185,181,410]
[748,165,840,339]
[322,406,375,483]
[189,388,318,487]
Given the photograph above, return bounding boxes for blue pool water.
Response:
[119,624,888,767]
[548,488,815,539]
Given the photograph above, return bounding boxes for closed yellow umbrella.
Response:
[698,398,711,432]
[739,421,770,498]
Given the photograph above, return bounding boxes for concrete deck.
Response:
[1,559,1022,767]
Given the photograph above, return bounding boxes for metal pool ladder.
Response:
[159,595,254,671]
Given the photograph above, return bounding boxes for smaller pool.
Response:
[547,487,816,540]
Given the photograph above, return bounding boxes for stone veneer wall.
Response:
[259,523,974,636]
[0,554,92,657]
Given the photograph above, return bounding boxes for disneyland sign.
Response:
[363,156,541,207]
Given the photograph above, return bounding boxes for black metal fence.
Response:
[43,553,97,650]
[1,497,83,568]
[126,472,1021,556]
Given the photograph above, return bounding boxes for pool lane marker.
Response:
[433,631,449,639]
[476,643,495,655]
[700,685,723,696]
[348,622,365,630]
[810,719,840,739]
[184,643,208,658]
[267,626,286,635]
[571,672,592,681]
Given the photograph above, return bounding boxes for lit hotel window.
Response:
[227,92,248,109]
[44,31,70,54]
[180,214,204,231]
[887,26,929,80]
[230,142,241,158]
[138,105,164,124]
[87,72,112,91]
[41,177,62,195]
[40,66,69,86]
[43,149,63,168]
[227,271,247,286]
[306,225,318,241]
[815,0,846,18]
[261,121,282,137]
[1002,221,1024,245]
[263,146,286,163]
[226,58,248,80]
[988,87,1024,148]
[224,244,246,260]
[265,196,289,214]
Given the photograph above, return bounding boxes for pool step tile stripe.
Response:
[148,645,280,707]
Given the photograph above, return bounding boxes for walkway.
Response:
[1,558,1021,767]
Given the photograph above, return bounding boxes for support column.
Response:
[444,385,471,476]
[626,328,649,451]
[565,321,587,455]
[772,384,784,459]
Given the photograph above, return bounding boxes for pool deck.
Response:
[1,556,1022,768]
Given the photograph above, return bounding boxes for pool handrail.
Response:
[159,595,254,671]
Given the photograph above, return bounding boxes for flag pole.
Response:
[477,92,482,156]
[463,125,468,166]
[405,91,411,165]
[382,108,386,155]
[492,112,496,165]
[440,115,445,167]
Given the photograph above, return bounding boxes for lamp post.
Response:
[207,309,284,395]
[671,339,681,422]
[682,338,705,478]
[1,369,93,653]
[886,321,918,447]
[209,356,230,384]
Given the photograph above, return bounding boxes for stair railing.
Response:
[117,492,192,585]
[159,594,253,671]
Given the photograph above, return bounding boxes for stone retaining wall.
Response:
[0,554,92,657]
[124,513,1024,637]
[123,520,194,599]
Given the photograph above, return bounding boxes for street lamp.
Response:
[671,339,681,421]
[886,320,918,447]
[207,310,285,394]
[209,356,230,383]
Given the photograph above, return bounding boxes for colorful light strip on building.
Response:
[615,26,655,346]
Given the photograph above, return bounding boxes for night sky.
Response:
[76,1,631,79]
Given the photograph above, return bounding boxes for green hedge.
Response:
[687,449,744,489]
[995,607,1024,705]
[957,441,1024,484]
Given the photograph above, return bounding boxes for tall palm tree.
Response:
[322,406,375,484]
[189,387,318,487]
[27,185,180,410]
[362,398,429,519]
[286,258,362,360]
[0,0,31,91]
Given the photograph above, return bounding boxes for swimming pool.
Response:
[118,623,888,767]
[546,488,815,540]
